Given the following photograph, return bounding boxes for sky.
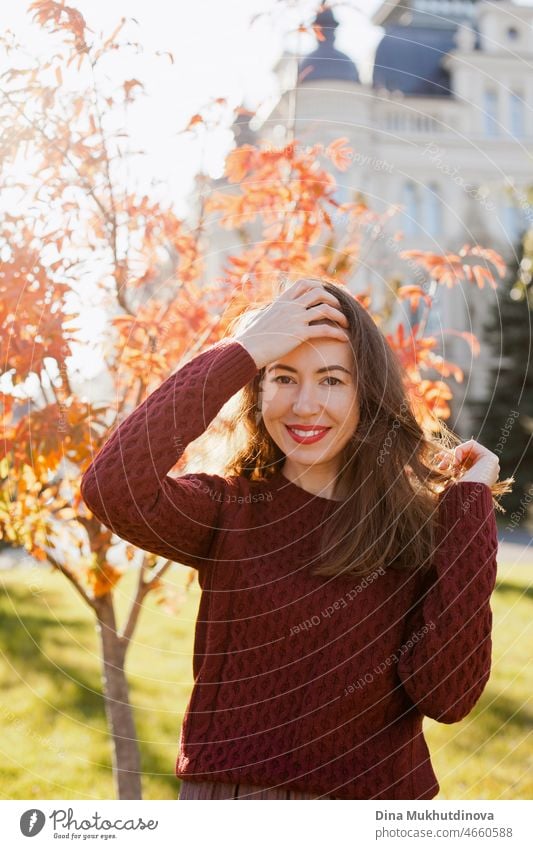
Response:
[1,0,384,214]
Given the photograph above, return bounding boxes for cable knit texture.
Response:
[80,339,499,800]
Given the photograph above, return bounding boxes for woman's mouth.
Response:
[284,425,332,444]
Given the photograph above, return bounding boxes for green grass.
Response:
[0,558,531,800]
[426,560,533,800]
[0,563,197,800]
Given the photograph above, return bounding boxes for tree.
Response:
[469,224,533,527]
[0,0,506,798]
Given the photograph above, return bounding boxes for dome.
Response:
[298,7,360,85]
[372,25,458,96]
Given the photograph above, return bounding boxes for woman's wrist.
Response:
[233,335,264,369]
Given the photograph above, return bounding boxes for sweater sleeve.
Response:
[396,481,498,724]
[80,339,258,568]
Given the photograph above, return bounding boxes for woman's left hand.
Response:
[436,439,500,487]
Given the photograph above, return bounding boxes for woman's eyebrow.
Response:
[267,363,352,375]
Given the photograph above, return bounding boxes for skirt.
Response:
[179,778,333,800]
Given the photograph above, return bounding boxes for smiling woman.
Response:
[226,277,506,579]
[80,274,511,801]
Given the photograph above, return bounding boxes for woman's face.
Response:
[259,337,359,477]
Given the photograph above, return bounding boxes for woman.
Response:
[80,277,511,800]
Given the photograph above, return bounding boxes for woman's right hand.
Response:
[233,278,350,369]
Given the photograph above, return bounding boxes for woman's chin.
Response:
[279,440,335,465]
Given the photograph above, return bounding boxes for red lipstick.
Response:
[285,424,331,445]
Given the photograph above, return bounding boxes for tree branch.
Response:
[145,557,174,587]
[46,550,96,610]
[117,556,150,649]
[117,556,175,650]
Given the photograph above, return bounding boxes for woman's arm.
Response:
[396,481,498,723]
[80,339,258,568]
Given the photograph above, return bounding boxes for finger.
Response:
[307,324,350,341]
[456,439,477,451]
[299,288,345,312]
[455,440,479,459]
[454,439,473,453]
[306,302,350,327]
[285,277,324,299]
[299,286,337,303]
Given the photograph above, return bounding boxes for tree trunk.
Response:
[95,594,143,799]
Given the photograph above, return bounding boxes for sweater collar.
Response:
[269,470,343,506]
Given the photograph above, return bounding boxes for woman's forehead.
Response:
[267,338,355,371]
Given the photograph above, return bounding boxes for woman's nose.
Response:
[292,387,321,415]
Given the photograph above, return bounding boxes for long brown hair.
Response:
[223,278,513,580]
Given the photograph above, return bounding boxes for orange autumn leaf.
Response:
[397,285,432,311]
[87,562,124,598]
[29,0,88,53]
[155,49,174,64]
[184,113,203,131]
[401,245,506,290]
[325,137,353,172]
[472,264,498,290]
[443,330,481,357]
[460,244,507,279]
[225,144,258,183]
[123,78,143,101]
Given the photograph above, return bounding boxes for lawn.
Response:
[0,556,531,800]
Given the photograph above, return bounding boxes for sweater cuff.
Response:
[438,480,494,525]
[208,338,259,386]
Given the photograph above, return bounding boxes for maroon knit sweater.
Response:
[80,338,499,800]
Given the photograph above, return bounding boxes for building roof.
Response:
[298,7,360,84]
[373,24,459,96]
[370,0,484,96]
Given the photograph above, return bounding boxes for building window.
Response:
[425,182,443,238]
[483,89,499,137]
[502,199,525,245]
[509,91,525,139]
[401,181,420,236]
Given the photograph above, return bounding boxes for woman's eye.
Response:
[272,375,343,386]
